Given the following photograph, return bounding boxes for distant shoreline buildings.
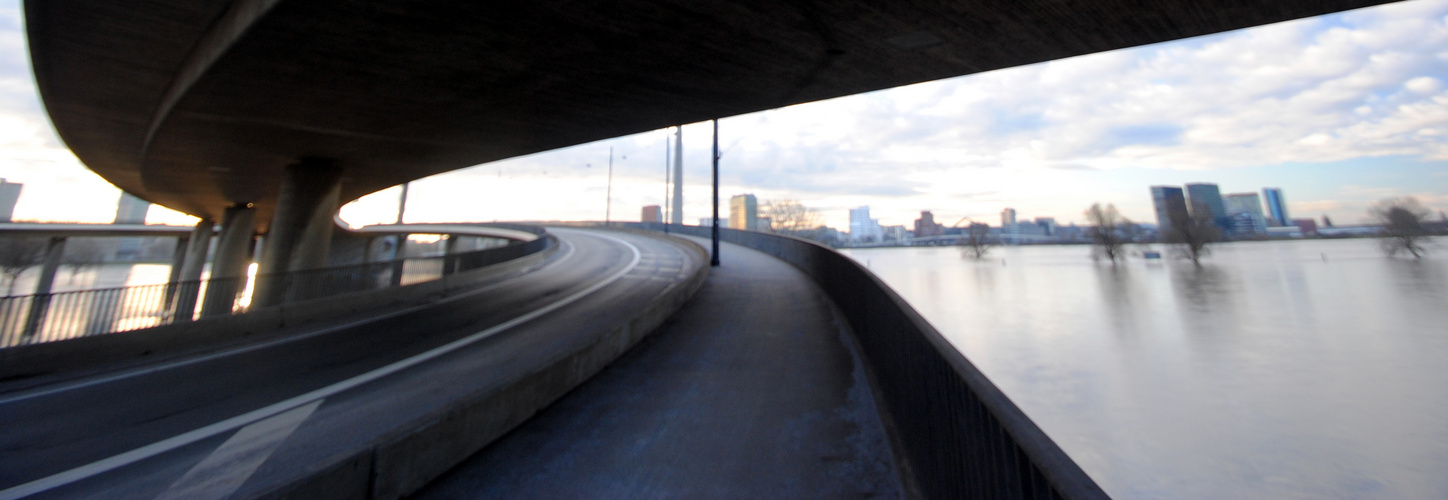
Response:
[821,182,1435,248]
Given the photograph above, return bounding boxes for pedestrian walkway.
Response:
[417,238,906,498]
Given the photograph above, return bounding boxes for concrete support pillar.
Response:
[161,235,188,310]
[390,235,407,287]
[22,237,66,335]
[255,161,343,307]
[202,205,256,317]
[443,235,460,275]
[166,236,190,285]
[363,236,378,264]
[171,219,214,321]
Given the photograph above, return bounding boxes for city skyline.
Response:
[0,1,1445,232]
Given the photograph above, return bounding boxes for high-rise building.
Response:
[729,194,758,231]
[114,192,150,224]
[1034,217,1057,236]
[1223,192,1266,235]
[670,128,684,225]
[0,178,21,223]
[1150,186,1189,234]
[1223,193,1264,218]
[1185,183,1229,230]
[641,205,662,223]
[1000,208,1016,227]
[849,206,882,242]
[1263,188,1289,227]
[914,210,943,238]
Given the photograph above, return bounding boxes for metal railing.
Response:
[0,234,551,350]
[630,222,1109,500]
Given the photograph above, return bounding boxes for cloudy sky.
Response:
[1,0,1445,231]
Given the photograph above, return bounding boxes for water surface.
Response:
[842,238,1448,499]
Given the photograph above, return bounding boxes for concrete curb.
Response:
[252,231,711,500]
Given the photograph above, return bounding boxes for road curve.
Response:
[0,228,703,499]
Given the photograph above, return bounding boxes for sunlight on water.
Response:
[843,238,1448,500]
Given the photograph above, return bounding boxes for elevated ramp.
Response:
[418,236,906,498]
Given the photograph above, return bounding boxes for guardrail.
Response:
[630,222,1108,500]
[0,231,552,350]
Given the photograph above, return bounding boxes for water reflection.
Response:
[843,239,1448,500]
[1093,266,1139,335]
[1385,258,1447,300]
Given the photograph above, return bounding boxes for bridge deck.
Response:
[417,237,907,498]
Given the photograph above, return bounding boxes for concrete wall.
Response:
[628,222,1107,500]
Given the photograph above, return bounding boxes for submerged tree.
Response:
[961,222,994,259]
[764,199,822,238]
[1370,197,1432,258]
[1085,203,1132,264]
[1165,210,1220,267]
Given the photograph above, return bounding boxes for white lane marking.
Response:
[0,232,639,499]
[154,400,322,500]
[0,240,577,405]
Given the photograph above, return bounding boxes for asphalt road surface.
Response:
[0,228,700,499]
[416,236,906,499]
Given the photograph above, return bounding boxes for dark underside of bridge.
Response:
[27,0,1399,228]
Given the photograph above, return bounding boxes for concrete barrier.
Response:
[248,230,711,499]
[0,235,559,385]
[627,222,1108,500]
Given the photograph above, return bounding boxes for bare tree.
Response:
[1371,197,1432,258]
[0,238,47,296]
[1165,210,1220,267]
[764,199,822,238]
[961,222,994,259]
[63,238,108,284]
[1085,203,1132,264]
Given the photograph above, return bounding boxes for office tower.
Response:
[114,192,151,224]
[914,210,943,238]
[641,205,662,223]
[1185,183,1229,230]
[849,206,882,242]
[1263,188,1289,227]
[0,178,20,223]
[729,194,758,231]
[1000,207,1016,227]
[1223,192,1267,235]
[1150,186,1189,234]
[1223,193,1264,218]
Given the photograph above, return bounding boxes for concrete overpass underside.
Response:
[28,0,1400,229]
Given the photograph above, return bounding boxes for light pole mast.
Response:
[605,146,614,225]
[664,129,672,233]
[711,119,720,267]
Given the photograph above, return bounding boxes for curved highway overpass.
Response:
[0,228,703,499]
[28,0,1398,228]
